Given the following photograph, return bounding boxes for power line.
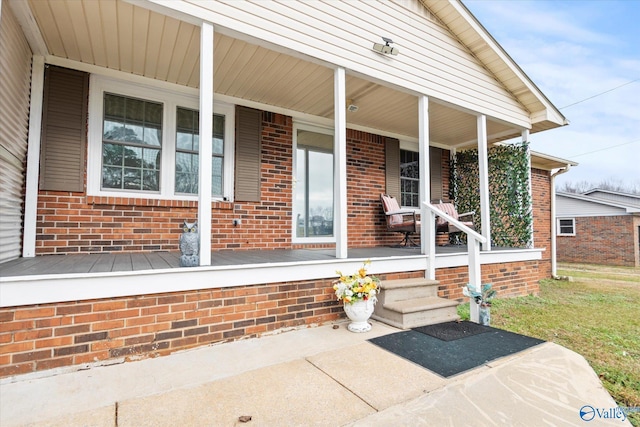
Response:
[571,138,640,158]
[560,78,640,109]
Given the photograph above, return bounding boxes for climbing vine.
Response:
[450,142,532,247]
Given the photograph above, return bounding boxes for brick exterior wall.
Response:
[557,215,639,267]
[436,261,541,300]
[531,168,552,278]
[0,261,540,378]
[35,112,414,254]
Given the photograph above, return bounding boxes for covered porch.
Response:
[4,0,565,266]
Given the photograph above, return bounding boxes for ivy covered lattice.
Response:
[450,142,532,248]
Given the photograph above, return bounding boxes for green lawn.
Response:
[458,263,640,426]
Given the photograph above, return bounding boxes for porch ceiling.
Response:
[24,0,518,146]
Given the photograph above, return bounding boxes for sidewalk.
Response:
[0,320,630,426]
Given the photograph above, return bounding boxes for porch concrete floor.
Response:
[0,246,479,278]
[0,321,628,427]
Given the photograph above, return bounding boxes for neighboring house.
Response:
[0,0,571,377]
[556,190,640,267]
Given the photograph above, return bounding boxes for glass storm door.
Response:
[295,129,334,238]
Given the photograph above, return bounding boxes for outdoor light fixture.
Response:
[346,99,359,112]
[372,37,398,56]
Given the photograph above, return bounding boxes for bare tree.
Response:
[557,178,640,195]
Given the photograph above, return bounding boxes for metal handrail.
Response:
[422,202,487,323]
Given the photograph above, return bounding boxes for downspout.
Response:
[550,165,571,277]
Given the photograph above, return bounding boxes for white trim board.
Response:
[1,249,543,307]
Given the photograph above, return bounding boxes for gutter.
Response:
[550,165,572,278]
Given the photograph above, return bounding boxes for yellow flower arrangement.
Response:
[333,260,380,305]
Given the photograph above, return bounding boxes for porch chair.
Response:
[380,194,420,246]
[433,201,475,244]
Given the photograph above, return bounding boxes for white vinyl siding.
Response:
[556,195,629,217]
[177,0,529,127]
[0,4,32,263]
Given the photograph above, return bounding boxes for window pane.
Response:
[103,143,123,167]
[212,137,224,155]
[104,120,126,142]
[123,168,142,190]
[177,108,194,130]
[212,156,223,196]
[124,146,142,167]
[144,125,162,147]
[143,170,159,191]
[145,102,163,125]
[176,131,193,151]
[125,98,144,122]
[104,94,125,118]
[175,152,198,194]
[213,114,224,137]
[102,166,122,188]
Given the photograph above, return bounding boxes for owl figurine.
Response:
[179,220,200,267]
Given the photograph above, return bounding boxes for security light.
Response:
[373,37,399,56]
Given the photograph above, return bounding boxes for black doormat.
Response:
[413,321,493,341]
[368,328,544,378]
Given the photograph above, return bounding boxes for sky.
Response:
[463,0,640,191]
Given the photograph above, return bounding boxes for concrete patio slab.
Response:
[307,342,446,411]
[14,405,115,427]
[117,359,376,426]
[346,342,630,426]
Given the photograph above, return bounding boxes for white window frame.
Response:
[557,218,576,236]
[292,121,335,244]
[87,75,235,201]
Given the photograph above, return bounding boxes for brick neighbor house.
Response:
[0,0,572,378]
[556,190,640,267]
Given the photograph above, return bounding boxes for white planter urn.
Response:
[343,299,375,332]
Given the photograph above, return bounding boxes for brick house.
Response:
[0,0,572,378]
[556,190,640,267]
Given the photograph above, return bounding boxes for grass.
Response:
[458,263,640,426]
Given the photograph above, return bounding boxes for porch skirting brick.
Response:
[0,261,543,378]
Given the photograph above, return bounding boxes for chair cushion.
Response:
[434,202,458,227]
[381,194,403,225]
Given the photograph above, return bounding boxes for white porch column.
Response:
[523,129,534,248]
[334,67,348,259]
[198,22,214,266]
[477,114,491,251]
[418,96,434,279]
[22,56,45,257]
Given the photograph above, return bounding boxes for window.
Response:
[294,127,334,240]
[175,107,225,196]
[400,149,419,207]
[88,76,234,200]
[102,94,162,191]
[558,218,575,236]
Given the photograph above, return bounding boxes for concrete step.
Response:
[377,277,440,303]
[372,296,459,329]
